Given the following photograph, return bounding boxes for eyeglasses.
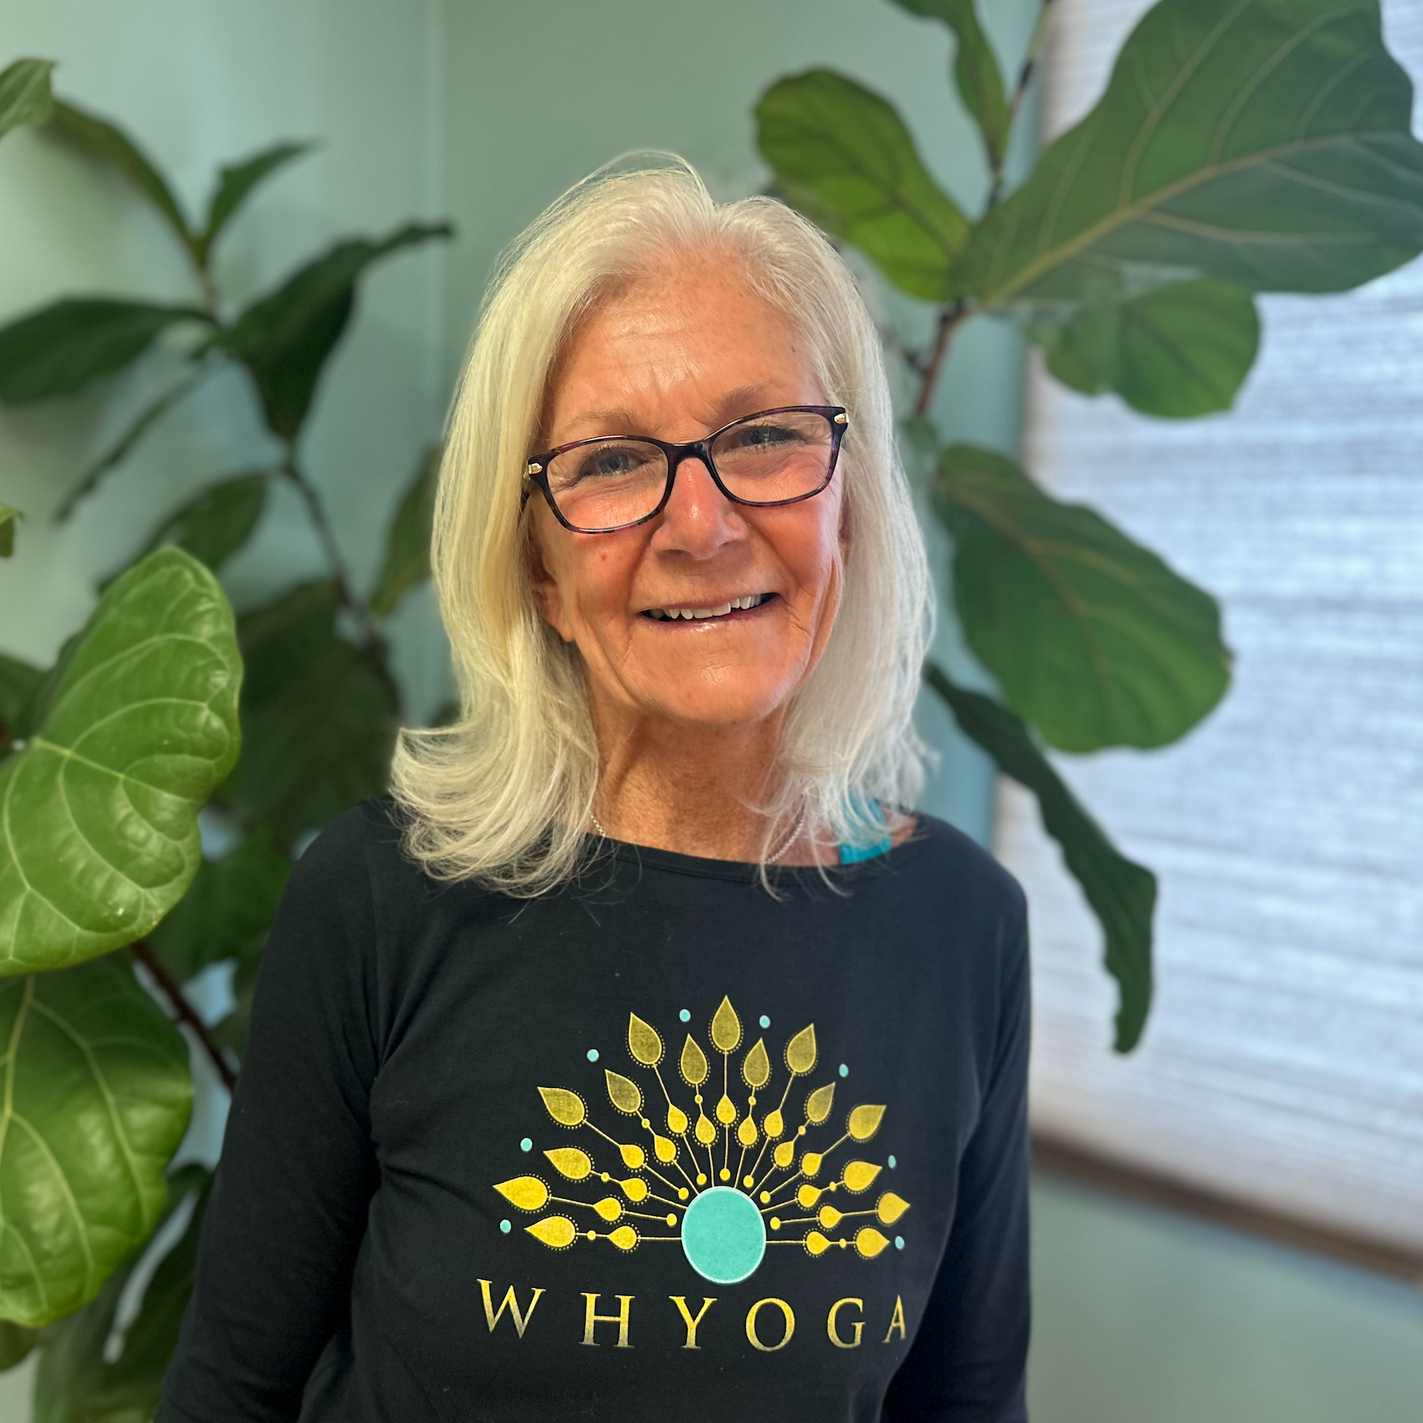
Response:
[523,405,848,534]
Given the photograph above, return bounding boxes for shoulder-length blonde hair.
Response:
[390,157,932,894]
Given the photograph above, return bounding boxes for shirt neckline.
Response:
[591,818,925,884]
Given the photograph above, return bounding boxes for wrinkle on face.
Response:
[528,250,846,741]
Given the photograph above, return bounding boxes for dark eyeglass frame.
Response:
[521,404,849,534]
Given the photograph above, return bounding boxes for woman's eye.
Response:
[733,424,798,450]
[579,446,645,479]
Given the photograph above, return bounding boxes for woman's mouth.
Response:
[641,592,776,623]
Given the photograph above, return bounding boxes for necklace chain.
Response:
[589,805,808,864]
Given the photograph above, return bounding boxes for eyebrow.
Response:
[551,384,779,444]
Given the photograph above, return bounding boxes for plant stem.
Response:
[988,0,1055,209]
[279,447,379,649]
[129,940,238,1096]
[914,300,971,416]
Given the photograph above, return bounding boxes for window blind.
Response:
[1002,0,1423,1255]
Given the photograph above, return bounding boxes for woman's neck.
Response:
[590,703,825,865]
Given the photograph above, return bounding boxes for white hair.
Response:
[389,156,932,894]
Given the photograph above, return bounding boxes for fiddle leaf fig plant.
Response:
[0,51,450,1415]
[757,0,1423,1051]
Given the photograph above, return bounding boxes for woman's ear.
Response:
[526,521,575,643]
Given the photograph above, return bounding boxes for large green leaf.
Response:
[933,443,1231,751]
[887,0,1010,170]
[130,471,270,575]
[148,828,289,984]
[0,59,53,141]
[961,0,1423,316]
[46,101,194,255]
[0,504,15,558]
[219,222,452,440]
[0,548,242,976]
[198,140,314,264]
[1032,278,1261,416]
[925,663,1156,1051]
[33,1165,209,1418]
[0,956,193,1327]
[225,581,398,846]
[756,70,970,300]
[0,299,210,405]
[370,444,439,617]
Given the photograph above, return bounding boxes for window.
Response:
[1006,0,1423,1257]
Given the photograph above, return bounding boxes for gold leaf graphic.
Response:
[544,1148,592,1181]
[855,1227,890,1258]
[801,1151,824,1178]
[818,1205,844,1229]
[653,1134,678,1163]
[710,995,742,1053]
[737,1116,758,1148]
[877,1191,910,1224]
[805,1082,835,1124]
[715,1093,737,1126]
[694,1113,717,1146]
[742,1038,770,1090]
[785,1023,817,1075]
[526,1216,577,1249]
[666,1103,689,1134]
[763,1108,784,1139]
[494,1176,549,1211]
[605,1069,642,1115]
[538,1086,585,1127]
[609,1225,638,1251]
[627,1012,663,1067]
[847,1104,885,1142]
[773,1141,795,1168]
[796,1184,822,1208]
[620,1177,648,1202]
[681,1035,709,1086]
[805,1230,832,1257]
[618,1142,646,1170]
[842,1160,881,1193]
[594,1197,622,1221]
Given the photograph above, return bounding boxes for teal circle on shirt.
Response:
[759,1015,770,1029]
[680,1187,766,1284]
[679,1009,691,1022]
[587,1049,599,1062]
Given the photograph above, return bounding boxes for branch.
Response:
[57,361,215,521]
[913,299,971,416]
[279,447,379,649]
[987,0,1055,209]
[128,939,238,1095]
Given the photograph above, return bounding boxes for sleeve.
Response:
[157,809,384,1423]
[883,882,1032,1423]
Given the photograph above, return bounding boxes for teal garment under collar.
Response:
[837,799,893,864]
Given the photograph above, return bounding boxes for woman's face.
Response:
[529,253,846,733]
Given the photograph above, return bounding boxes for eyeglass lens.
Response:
[544,409,835,532]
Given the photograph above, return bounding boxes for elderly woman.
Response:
[159,163,1030,1423]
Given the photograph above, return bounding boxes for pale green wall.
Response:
[1,3,1420,1421]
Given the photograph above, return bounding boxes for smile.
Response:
[641,593,775,623]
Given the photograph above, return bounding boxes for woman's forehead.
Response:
[545,260,814,440]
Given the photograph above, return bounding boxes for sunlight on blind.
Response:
[1004,0,1423,1253]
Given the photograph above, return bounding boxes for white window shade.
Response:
[1004,0,1423,1255]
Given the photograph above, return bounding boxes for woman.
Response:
[159,162,1030,1423]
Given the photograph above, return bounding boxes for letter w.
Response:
[478,1279,545,1338]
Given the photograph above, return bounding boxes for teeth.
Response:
[646,593,768,621]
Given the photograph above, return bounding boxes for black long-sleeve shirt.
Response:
[158,798,1031,1422]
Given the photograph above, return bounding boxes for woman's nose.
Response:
[652,455,745,557]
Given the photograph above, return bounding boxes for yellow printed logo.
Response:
[492,996,910,1284]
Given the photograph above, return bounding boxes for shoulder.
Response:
[897,811,1027,926]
